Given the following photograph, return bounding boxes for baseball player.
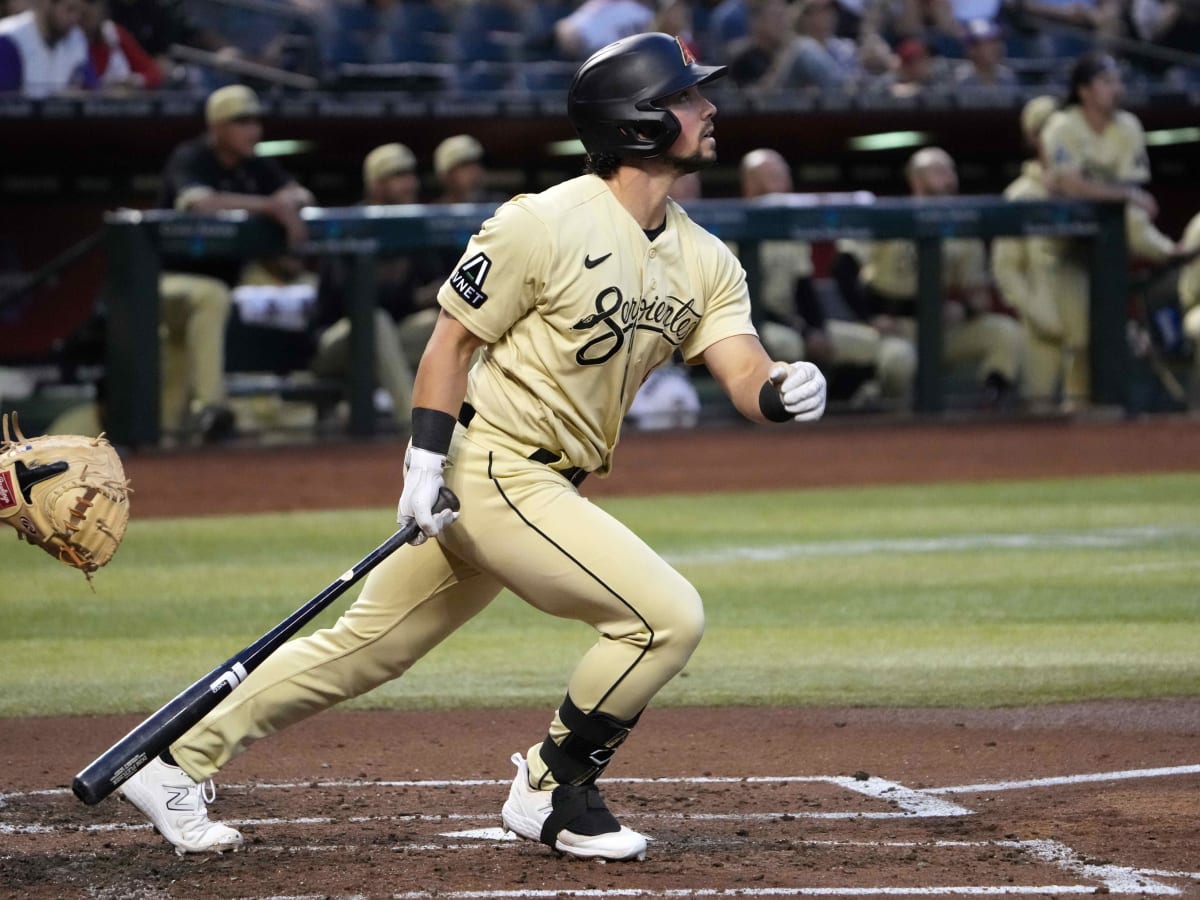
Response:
[1178,211,1200,398]
[991,95,1090,411]
[739,147,912,407]
[1036,52,1189,407]
[115,33,827,862]
[1040,52,1179,266]
[157,84,312,442]
[839,147,1023,408]
[311,142,442,431]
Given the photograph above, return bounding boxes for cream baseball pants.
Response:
[172,414,704,789]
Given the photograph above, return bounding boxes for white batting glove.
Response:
[397,447,459,545]
[769,362,827,422]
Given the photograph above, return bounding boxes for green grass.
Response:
[2,473,1198,716]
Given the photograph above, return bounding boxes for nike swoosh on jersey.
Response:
[584,252,612,269]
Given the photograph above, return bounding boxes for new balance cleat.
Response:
[118,756,243,856]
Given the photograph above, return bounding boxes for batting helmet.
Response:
[567,33,727,159]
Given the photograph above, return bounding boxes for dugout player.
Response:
[115,33,827,862]
[991,95,1090,412]
[310,142,442,432]
[157,84,312,442]
[1041,52,1179,268]
[739,147,908,407]
[1034,53,1186,408]
[838,147,1023,408]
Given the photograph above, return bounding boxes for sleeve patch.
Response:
[449,252,492,308]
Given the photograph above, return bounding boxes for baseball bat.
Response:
[71,487,460,806]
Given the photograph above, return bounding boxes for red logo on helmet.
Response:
[0,470,15,510]
[675,37,695,66]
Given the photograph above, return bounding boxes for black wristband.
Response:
[411,407,457,455]
[758,379,791,423]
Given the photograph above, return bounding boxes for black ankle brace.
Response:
[537,694,642,786]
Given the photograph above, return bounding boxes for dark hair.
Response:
[583,152,623,179]
[1067,52,1118,105]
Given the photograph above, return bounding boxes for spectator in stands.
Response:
[107,0,236,85]
[785,0,865,88]
[79,0,161,89]
[1041,52,1180,266]
[706,0,748,57]
[554,0,655,60]
[654,0,701,61]
[741,148,908,408]
[1130,0,1200,82]
[992,95,1088,412]
[835,147,1023,409]
[311,142,443,433]
[953,18,1016,88]
[724,0,795,90]
[157,84,313,443]
[1015,0,1122,57]
[0,0,97,97]
[433,134,500,205]
[873,37,945,98]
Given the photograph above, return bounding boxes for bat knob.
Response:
[434,486,460,514]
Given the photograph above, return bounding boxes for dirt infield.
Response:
[3,416,1199,897]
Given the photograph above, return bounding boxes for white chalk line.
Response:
[5,767,1197,895]
[662,524,1200,565]
[926,763,1200,795]
[0,775,966,826]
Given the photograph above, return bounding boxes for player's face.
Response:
[371,171,419,205]
[213,117,263,160]
[45,0,85,40]
[915,159,958,196]
[1082,70,1122,115]
[660,85,718,174]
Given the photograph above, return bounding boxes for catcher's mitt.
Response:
[0,413,131,579]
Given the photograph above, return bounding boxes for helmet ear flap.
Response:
[615,111,679,157]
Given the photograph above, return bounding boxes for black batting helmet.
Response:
[567,33,727,159]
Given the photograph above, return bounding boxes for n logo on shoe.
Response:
[164,784,195,812]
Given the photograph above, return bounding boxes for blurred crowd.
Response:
[23,50,1200,444]
[2,1,1199,442]
[1,0,1198,98]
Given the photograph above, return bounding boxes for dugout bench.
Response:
[102,196,1128,449]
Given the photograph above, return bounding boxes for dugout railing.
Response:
[103,196,1128,448]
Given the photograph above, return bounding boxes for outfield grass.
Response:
[2,473,1198,716]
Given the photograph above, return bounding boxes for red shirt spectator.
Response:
[81,0,161,88]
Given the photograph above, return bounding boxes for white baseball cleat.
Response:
[501,752,647,861]
[118,756,243,856]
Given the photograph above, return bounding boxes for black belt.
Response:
[458,403,588,487]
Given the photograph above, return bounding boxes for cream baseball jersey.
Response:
[1041,107,1151,186]
[437,174,757,475]
[861,238,988,300]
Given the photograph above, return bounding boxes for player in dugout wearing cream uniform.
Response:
[992,95,1090,412]
[1041,52,1181,268]
[113,33,828,863]
[840,147,1023,408]
[1036,52,1192,407]
[740,148,915,408]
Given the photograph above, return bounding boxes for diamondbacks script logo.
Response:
[572,287,699,365]
[450,252,491,308]
[0,470,15,510]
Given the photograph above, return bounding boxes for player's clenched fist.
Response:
[769,362,827,422]
[398,447,460,544]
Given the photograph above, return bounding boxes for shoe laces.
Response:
[201,779,217,806]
